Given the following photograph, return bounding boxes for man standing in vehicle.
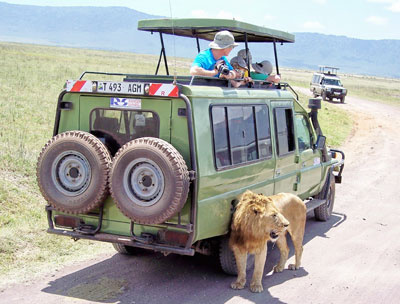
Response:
[190,30,239,80]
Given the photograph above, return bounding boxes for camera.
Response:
[215,60,230,76]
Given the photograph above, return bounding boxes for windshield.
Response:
[322,78,342,86]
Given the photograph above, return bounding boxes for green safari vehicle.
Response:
[36,18,344,274]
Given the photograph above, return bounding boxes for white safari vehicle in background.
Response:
[310,66,347,103]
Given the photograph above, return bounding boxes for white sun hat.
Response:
[209,31,239,49]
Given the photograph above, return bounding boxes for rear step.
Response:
[305,199,326,212]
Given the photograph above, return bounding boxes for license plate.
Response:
[334,92,340,95]
[96,81,144,95]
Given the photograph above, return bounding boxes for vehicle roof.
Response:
[138,18,295,43]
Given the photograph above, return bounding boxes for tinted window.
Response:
[228,107,245,165]
[322,78,342,86]
[212,104,271,169]
[243,107,257,161]
[212,107,231,167]
[90,109,159,155]
[295,114,312,152]
[255,105,272,158]
[274,107,295,156]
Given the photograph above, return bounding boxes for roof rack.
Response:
[78,71,297,96]
[318,66,339,76]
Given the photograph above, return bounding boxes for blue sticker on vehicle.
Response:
[110,98,141,109]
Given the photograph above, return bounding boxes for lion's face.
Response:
[243,192,290,242]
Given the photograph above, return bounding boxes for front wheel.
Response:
[322,91,327,101]
[314,173,335,221]
[341,96,345,103]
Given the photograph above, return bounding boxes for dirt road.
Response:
[2,93,400,304]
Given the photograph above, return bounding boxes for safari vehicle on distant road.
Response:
[37,18,345,274]
[310,66,347,103]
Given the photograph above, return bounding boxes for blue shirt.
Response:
[192,48,233,77]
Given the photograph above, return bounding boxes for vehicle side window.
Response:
[274,107,295,156]
[211,104,271,169]
[255,105,272,158]
[211,107,231,167]
[295,114,312,152]
[228,107,246,164]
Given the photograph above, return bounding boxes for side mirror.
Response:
[315,135,326,150]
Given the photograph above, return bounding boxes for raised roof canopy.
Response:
[138,18,295,43]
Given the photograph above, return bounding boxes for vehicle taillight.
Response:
[54,215,83,229]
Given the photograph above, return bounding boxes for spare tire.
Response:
[110,137,190,225]
[37,131,111,213]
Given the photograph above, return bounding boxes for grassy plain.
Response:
[0,41,396,287]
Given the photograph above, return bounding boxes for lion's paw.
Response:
[273,264,285,273]
[288,263,299,271]
[250,282,264,293]
[230,280,245,290]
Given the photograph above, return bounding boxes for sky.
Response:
[3,0,400,40]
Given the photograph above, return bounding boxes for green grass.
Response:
[1,41,392,287]
[295,91,351,147]
[343,74,400,106]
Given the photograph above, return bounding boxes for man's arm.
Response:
[190,66,239,80]
[190,65,218,77]
[266,74,281,83]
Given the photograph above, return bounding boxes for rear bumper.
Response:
[47,227,195,256]
[45,205,195,256]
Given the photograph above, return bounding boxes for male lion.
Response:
[229,190,306,293]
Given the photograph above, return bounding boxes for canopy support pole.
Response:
[273,39,280,76]
[155,32,169,75]
[195,32,201,53]
[244,33,251,72]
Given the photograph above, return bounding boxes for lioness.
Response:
[229,190,306,293]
